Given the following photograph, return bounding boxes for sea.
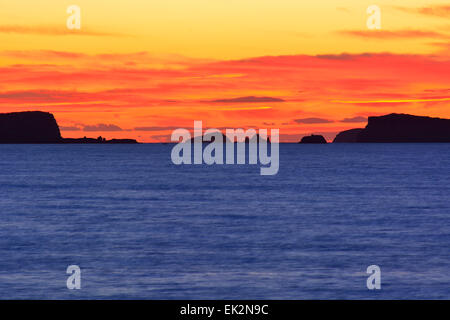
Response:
[0,143,449,299]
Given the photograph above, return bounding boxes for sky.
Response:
[0,0,449,142]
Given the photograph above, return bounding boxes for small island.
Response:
[299,134,327,144]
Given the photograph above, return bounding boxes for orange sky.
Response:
[0,1,449,142]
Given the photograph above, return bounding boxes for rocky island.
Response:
[0,111,138,143]
[299,134,327,144]
[333,113,450,143]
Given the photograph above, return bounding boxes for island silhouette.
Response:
[299,134,327,144]
[299,113,450,144]
[188,132,271,144]
[0,111,138,143]
[1,111,450,144]
[333,113,450,143]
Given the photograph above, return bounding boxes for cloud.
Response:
[0,50,207,70]
[0,25,122,37]
[394,5,450,18]
[316,53,373,60]
[150,134,172,142]
[0,90,56,100]
[0,50,86,60]
[294,118,334,124]
[0,90,95,103]
[424,88,450,94]
[60,126,81,131]
[213,106,272,111]
[340,29,449,39]
[208,96,285,103]
[83,124,123,131]
[134,126,184,131]
[340,116,367,123]
[331,97,450,104]
[428,41,450,52]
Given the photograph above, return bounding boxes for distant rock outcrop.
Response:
[0,111,62,143]
[299,134,327,144]
[333,113,450,143]
[189,131,233,143]
[333,128,364,143]
[188,132,271,144]
[62,137,138,144]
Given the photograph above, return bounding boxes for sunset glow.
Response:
[1,1,449,142]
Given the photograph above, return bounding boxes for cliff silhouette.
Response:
[0,111,138,143]
[333,113,450,143]
[0,111,62,143]
[333,128,364,143]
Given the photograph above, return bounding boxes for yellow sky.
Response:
[1,0,449,59]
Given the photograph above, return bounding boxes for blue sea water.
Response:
[0,143,449,299]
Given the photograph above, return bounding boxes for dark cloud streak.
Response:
[83,124,123,131]
[208,96,285,103]
[294,118,334,124]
